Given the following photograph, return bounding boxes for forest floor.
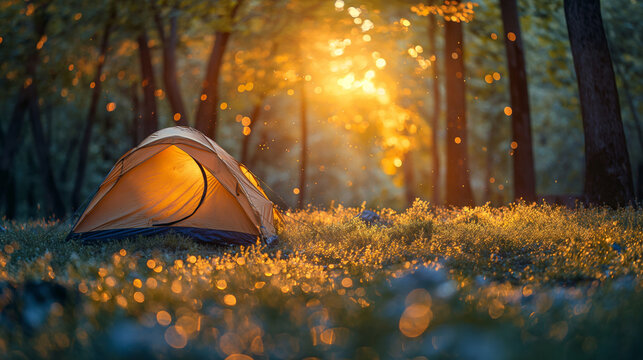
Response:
[1,201,642,359]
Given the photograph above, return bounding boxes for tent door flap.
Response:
[153,156,208,227]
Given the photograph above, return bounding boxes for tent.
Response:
[68,127,282,245]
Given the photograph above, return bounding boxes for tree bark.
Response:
[428,14,441,206]
[612,59,643,200]
[137,31,159,138]
[154,10,188,126]
[0,88,29,210]
[297,81,308,209]
[23,2,65,219]
[71,11,114,209]
[241,100,263,164]
[444,19,473,206]
[564,0,634,207]
[195,1,243,139]
[27,74,66,218]
[500,0,536,202]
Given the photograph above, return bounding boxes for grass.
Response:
[1,201,642,359]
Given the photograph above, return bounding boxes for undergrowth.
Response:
[0,201,642,359]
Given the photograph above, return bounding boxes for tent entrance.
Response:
[153,154,208,227]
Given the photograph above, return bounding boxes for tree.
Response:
[427,13,441,205]
[444,18,474,206]
[603,0,643,200]
[412,1,475,206]
[25,1,66,218]
[137,30,159,138]
[195,0,244,139]
[297,77,308,209]
[71,7,115,209]
[234,41,280,165]
[499,0,536,202]
[564,0,634,206]
[153,4,188,126]
[240,99,264,164]
[0,87,29,215]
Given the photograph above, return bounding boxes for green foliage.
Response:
[1,0,642,217]
[1,202,643,358]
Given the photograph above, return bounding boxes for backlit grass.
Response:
[1,201,642,359]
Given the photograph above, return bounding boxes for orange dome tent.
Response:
[68,127,282,245]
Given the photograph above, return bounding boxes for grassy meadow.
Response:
[1,201,642,359]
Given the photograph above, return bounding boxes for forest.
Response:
[0,0,640,218]
[1,0,642,359]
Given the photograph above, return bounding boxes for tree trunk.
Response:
[71,12,114,209]
[0,87,29,210]
[154,11,188,126]
[444,19,473,206]
[564,0,634,207]
[403,151,416,206]
[500,0,536,202]
[428,14,441,206]
[24,3,65,219]
[241,100,263,164]
[297,81,308,209]
[613,60,643,201]
[27,79,66,218]
[195,1,243,139]
[137,32,159,138]
[195,31,231,139]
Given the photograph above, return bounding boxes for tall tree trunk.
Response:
[23,2,65,219]
[27,77,65,218]
[403,151,416,206]
[154,10,188,126]
[564,0,634,207]
[194,31,231,139]
[71,11,114,209]
[297,81,308,209]
[195,1,243,139]
[500,0,536,202]
[241,100,263,164]
[444,19,473,206]
[428,14,441,206]
[137,31,158,138]
[615,66,643,155]
[0,88,29,210]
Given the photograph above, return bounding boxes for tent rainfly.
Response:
[68,127,282,245]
